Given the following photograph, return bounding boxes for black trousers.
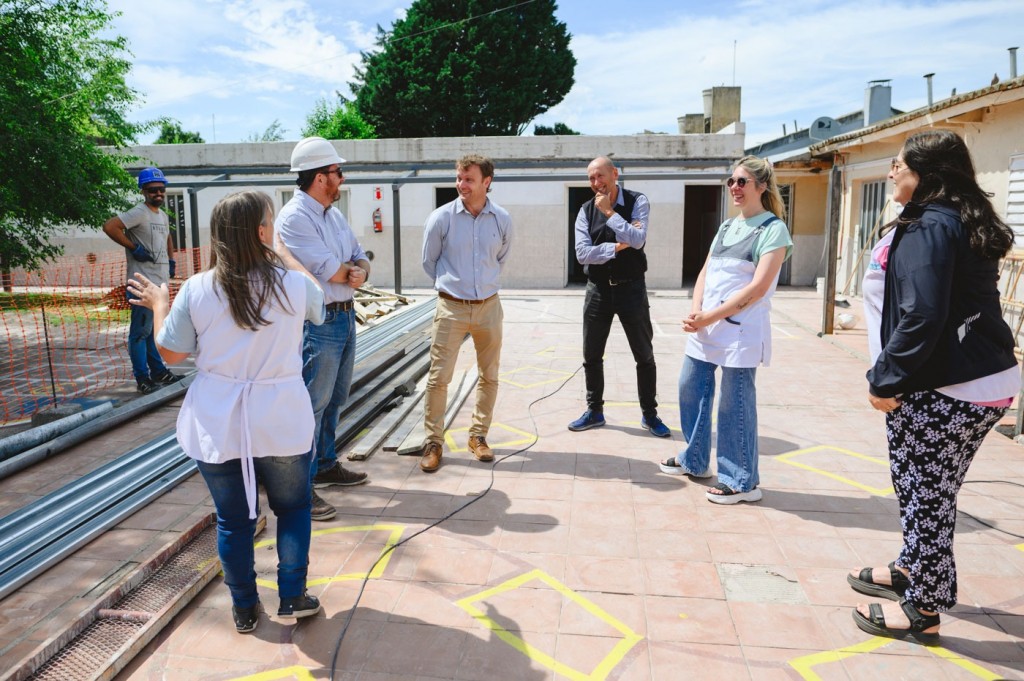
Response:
[582,279,658,417]
[886,389,1006,612]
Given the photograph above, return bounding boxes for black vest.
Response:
[583,188,647,283]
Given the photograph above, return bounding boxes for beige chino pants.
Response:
[424,295,503,445]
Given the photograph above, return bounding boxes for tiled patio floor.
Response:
[3,288,1023,680]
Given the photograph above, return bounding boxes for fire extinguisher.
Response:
[372,207,383,233]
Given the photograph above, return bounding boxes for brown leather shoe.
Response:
[467,435,494,462]
[420,441,442,472]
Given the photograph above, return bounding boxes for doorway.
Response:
[682,185,723,283]
[567,187,592,284]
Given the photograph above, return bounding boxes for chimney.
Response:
[702,86,741,133]
[864,80,892,126]
[924,73,935,106]
[1010,47,1019,80]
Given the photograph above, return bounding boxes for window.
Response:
[435,187,458,208]
[165,192,187,250]
[1009,154,1024,247]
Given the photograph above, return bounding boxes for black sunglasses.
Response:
[142,186,166,194]
[320,168,344,179]
[726,177,753,188]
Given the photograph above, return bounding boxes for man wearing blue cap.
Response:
[103,167,181,394]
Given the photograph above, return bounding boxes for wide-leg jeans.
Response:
[677,354,759,492]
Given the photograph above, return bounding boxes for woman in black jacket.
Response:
[848,130,1019,644]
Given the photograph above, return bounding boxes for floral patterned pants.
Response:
[886,390,1006,612]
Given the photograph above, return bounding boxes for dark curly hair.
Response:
[901,129,1014,260]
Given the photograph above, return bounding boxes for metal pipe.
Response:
[0,376,192,480]
[1010,47,1019,79]
[924,73,935,105]
[392,182,403,295]
[0,402,112,460]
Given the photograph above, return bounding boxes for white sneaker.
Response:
[659,458,712,478]
[706,484,762,505]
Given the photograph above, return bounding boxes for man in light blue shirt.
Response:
[276,137,371,521]
[419,154,513,472]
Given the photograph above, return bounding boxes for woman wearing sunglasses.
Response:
[849,130,1018,644]
[660,156,791,504]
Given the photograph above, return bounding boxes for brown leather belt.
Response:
[326,300,354,312]
[438,291,495,305]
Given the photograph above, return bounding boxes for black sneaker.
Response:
[232,602,261,633]
[152,370,182,385]
[278,592,321,619]
[313,462,369,487]
[310,490,336,521]
[136,377,158,394]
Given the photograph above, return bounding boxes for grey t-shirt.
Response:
[118,203,170,285]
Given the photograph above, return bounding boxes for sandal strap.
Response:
[867,602,886,625]
[898,598,940,632]
[887,561,910,590]
[710,482,734,495]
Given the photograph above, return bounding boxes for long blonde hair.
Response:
[735,155,785,220]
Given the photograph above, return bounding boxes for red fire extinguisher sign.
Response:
[372,208,383,233]
[374,186,382,201]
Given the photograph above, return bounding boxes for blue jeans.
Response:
[302,308,356,478]
[196,452,313,608]
[127,291,168,380]
[677,355,759,492]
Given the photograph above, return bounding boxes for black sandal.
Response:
[852,597,940,645]
[847,561,909,601]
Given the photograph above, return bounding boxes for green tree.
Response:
[352,0,575,137]
[154,118,204,144]
[0,0,147,278]
[301,97,375,140]
[246,118,286,142]
[534,122,579,135]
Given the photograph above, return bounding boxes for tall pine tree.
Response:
[352,0,575,138]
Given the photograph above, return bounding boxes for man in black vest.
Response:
[568,156,670,437]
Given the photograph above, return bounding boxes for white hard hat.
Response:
[289,136,346,172]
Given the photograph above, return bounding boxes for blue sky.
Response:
[107,0,1024,147]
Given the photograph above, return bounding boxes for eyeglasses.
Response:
[320,167,344,179]
[890,158,908,174]
[142,186,166,194]
[726,177,753,188]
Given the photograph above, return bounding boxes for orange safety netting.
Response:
[0,247,208,425]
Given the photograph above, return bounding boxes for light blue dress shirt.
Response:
[422,197,513,301]
[574,186,649,265]
[276,189,368,304]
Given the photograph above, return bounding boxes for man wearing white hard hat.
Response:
[102,167,182,394]
[276,137,371,521]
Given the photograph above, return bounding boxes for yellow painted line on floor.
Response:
[444,422,535,453]
[228,666,315,681]
[789,638,892,679]
[790,636,1004,680]
[777,445,894,496]
[1015,542,1024,553]
[928,645,1005,679]
[500,364,578,388]
[254,523,406,590]
[534,345,581,360]
[455,568,643,681]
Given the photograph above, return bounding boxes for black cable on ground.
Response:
[327,364,582,680]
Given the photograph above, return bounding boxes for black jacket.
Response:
[867,202,1017,397]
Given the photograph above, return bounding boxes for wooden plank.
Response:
[347,389,425,461]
